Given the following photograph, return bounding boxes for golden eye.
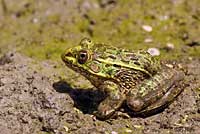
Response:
[78,50,88,64]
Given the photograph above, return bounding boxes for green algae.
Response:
[0,0,199,61]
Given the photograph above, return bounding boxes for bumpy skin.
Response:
[61,38,184,119]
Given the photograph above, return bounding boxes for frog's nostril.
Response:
[62,51,72,60]
[70,60,74,63]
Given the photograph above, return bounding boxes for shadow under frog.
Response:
[53,80,106,115]
[52,80,174,119]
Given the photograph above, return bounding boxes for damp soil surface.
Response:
[0,52,199,134]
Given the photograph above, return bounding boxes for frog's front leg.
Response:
[95,81,126,119]
[126,67,184,113]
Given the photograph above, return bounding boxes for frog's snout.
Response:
[61,52,66,62]
[61,49,76,65]
[61,48,71,59]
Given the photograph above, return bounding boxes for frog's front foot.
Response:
[95,103,116,119]
[95,81,126,119]
[95,99,119,119]
[95,92,125,119]
[114,111,130,118]
[95,104,131,119]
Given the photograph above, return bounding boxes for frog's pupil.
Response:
[78,51,88,64]
[80,53,86,58]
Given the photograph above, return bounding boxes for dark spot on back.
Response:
[108,55,117,59]
[113,64,121,67]
[134,61,141,65]
[105,64,111,67]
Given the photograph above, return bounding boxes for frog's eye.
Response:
[78,50,88,64]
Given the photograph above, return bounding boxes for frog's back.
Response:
[93,44,161,77]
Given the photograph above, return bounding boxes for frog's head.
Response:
[61,38,118,80]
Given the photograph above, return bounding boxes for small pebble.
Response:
[63,126,69,132]
[142,25,152,32]
[166,43,174,50]
[165,64,174,68]
[111,131,118,134]
[147,48,160,56]
[1,77,14,84]
[133,125,143,129]
[159,15,169,21]
[32,18,39,23]
[177,64,183,69]
[144,38,153,43]
[188,57,193,60]
[82,1,91,11]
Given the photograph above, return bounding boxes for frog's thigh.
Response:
[126,68,184,112]
[96,81,125,119]
[138,82,184,114]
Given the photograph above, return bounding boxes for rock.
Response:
[147,48,160,56]
[159,15,169,21]
[165,43,175,51]
[81,1,92,11]
[111,131,118,134]
[142,25,152,32]
[144,38,153,43]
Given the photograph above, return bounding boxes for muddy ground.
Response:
[0,0,200,134]
[0,52,199,134]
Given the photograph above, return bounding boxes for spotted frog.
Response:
[61,38,184,119]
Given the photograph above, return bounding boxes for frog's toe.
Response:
[115,111,130,118]
[95,104,116,119]
[126,97,144,112]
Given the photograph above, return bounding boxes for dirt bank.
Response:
[0,52,199,134]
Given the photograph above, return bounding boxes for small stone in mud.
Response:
[142,25,152,32]
[159,15,169,21]
[111,131,118,134]
[165,64,174,68]
[166,43,175,50]
[32,18,39,23]
[63,126,69,132]
[147,48,160,56]
[81,1,92,11]
[144,38,153,43]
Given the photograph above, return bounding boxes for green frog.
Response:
[61,38,184,119]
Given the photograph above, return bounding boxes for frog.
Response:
[61,38,185,119]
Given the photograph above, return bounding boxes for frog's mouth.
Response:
[61,51,76,66]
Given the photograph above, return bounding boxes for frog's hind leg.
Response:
[126,67,185,115]
[135,81,184,116]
